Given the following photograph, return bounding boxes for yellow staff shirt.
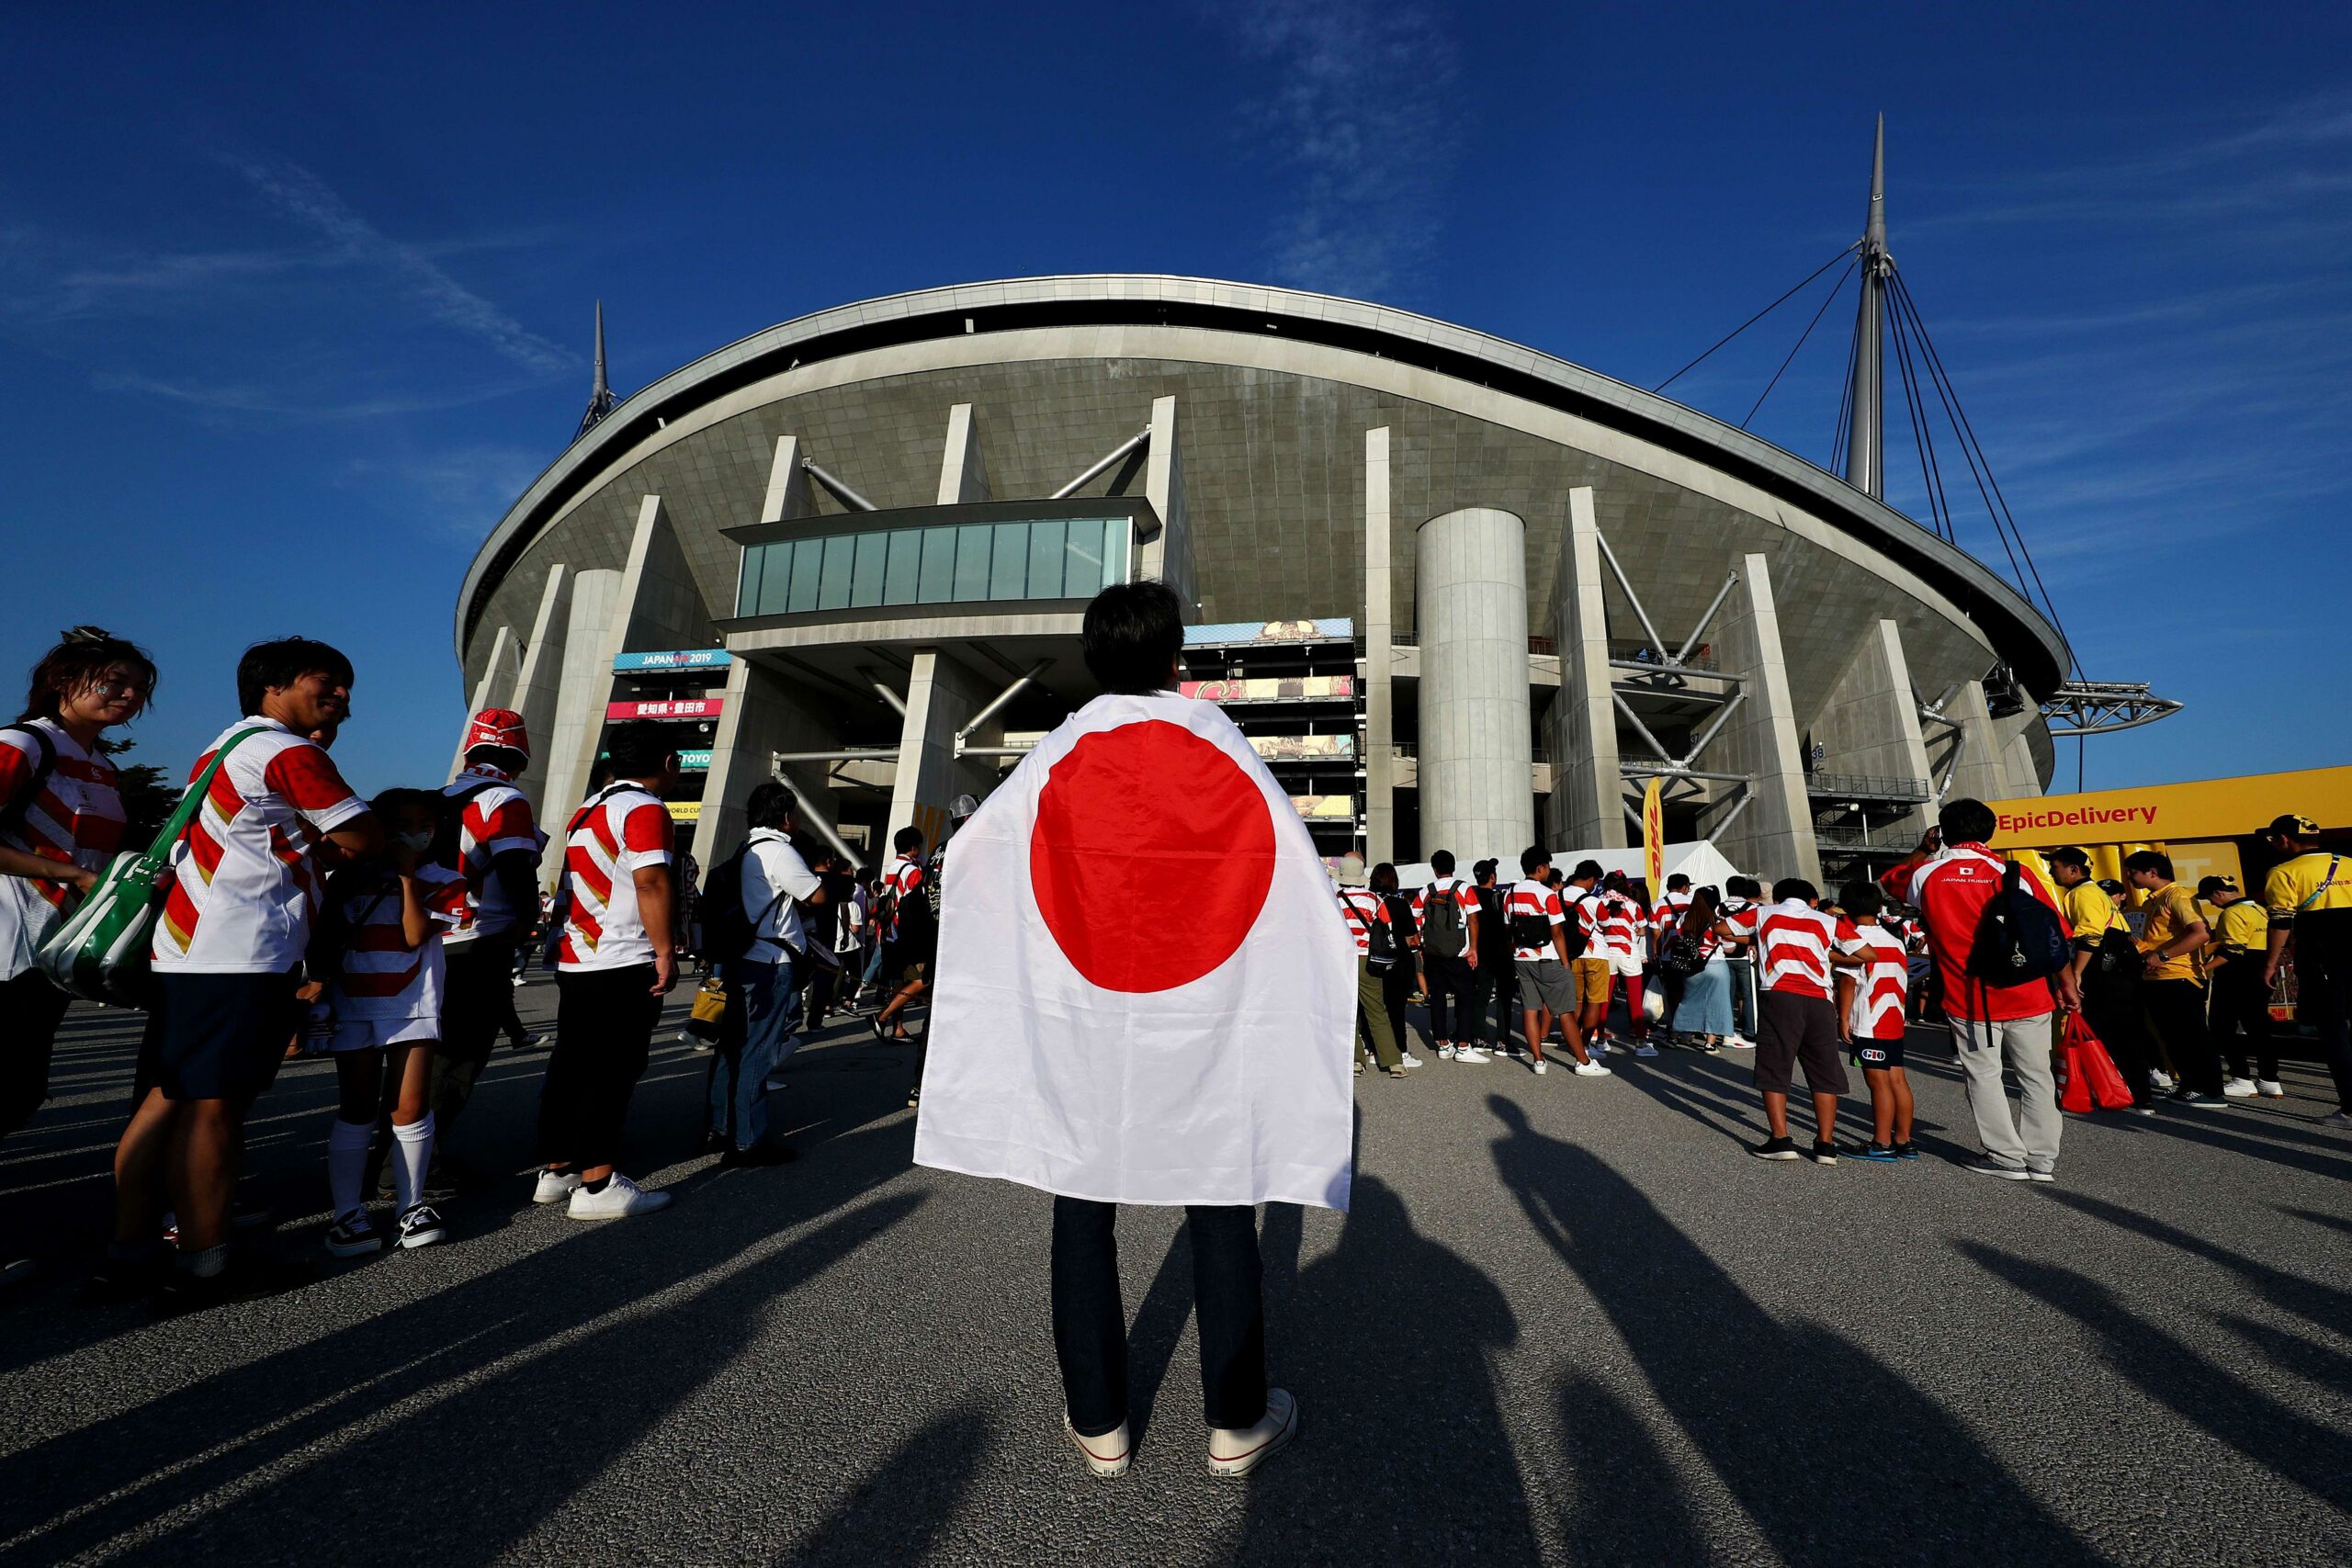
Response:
[2135,882,2206,983]
[2264,852,2351,925]
[2211,899,2267,957]
[2061,881,2127,943]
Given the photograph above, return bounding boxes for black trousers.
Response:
[2295,911,2352,1111]
[538,965,662,1170]
[2142,976,2225,1097]
[1485,964,1520,1047]
[2208,959,2277,1082]
[2078,970,2157,1108]
[1424,953,1476,1041]
[0,968,71,1137]
[1051,1196,1266,1438]
[1381,958,1415,1057]
[433,933,524,1125]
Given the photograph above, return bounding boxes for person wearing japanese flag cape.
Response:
[914,582,1354,1481]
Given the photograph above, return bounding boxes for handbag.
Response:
[35,727,266,1008]
[684,978,729,1041]
[2059,1011,2133,1112]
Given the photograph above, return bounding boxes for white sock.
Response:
[328,1118,374,1223]
[391,1114,435,1214]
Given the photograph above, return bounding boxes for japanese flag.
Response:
[912,693,1358,1211]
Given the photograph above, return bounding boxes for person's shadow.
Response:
[1486,1095,2103,1566]
[1228,1176,1540,1564]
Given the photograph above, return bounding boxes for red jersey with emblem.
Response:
[556,784,674,972]
[1906,845,2064,1022]
[1753,899,1856,998]
[443,765,544,938]
[153,719,367,974]
[0,718,125,979]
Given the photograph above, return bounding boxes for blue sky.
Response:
[3,2,2346,798]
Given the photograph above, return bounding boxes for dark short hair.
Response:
[236,637,352,716]
[1939,797,1998,846]
[1473,859,1496,885]
[17,626,157,726]
[1429,849,1455,875]
[1725,874,1759,899]
[1370,861,1398,893]
[605,719,676,780]
[1841,879,1883,919]
[1082,581,1185,695]
[744,781,797,830]
[2046,845,2090,870]
[2195,874,2237,898]
[1772,877,1818,904]
[467,742,526,772]
[1572,860,1604,882]
[2122,849,2174,880]
[894,825,926,854]
[1520,845,1551,877]
[1545,869,1565,887]
[1667,874,1690,891]
[369,785,439,826]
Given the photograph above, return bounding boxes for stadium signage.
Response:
[1987,765,2352,849]
[1179,676,1353,703]
[606,698,724,720]
[613,649,733,671]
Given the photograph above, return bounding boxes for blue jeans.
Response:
[708,955,800,1151]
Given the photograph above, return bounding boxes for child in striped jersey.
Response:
[321,789,466,1256]
[1835,880,1917,1161]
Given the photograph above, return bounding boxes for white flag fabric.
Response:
[912,692,1357,1210]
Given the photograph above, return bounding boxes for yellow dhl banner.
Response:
[1986,766,2352,850]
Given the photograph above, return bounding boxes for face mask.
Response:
[393,829,435,854]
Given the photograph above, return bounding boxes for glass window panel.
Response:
[885,530,922,606]
[1026,518,1065,599]
[851,532,887,607]
[756,543,794,616]
[737,546,762,617]
[1102,521,1129,588]
[819,535,855,610]
[787,537,822,614]
[1066,519,1105,596]
[917,526,956,604]
[989,523,1027,600]
[953,524,993,602]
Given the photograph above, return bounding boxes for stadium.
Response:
[452,270,2069,888]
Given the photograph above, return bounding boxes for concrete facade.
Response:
[1362,427,1396,865]
[1548,487,1627,852]
[1416,507,1534,864]
[1712,556,1821,880]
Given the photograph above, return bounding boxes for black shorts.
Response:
[1755,990,1849,1096]
[1850,1033,1907,1070]
[152,970,304,1107]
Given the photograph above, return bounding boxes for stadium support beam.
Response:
[1142,395,1195,606]
[1711,554,1822,882]
[954,660,1050,754]
[692,654,843,870]
[937,402,990,505]
[762,435,811,523]
[1925,677,2018,804]
[505,563,572,812]
[1363,426,1396,864]
[888,650,1000,854]
[802,458,876,513]
[537,564,624,891]
[450,625,519,784]
[1844,114,1890,500]
[1051,427,1149,500]
[1548,487,1627,852]
[1809,618,1936,838]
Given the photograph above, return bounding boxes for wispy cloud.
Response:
[342,445,548,536]
[93,369,537,422]
[1214,0,1464,301]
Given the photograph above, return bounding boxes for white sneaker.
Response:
[2150,1069,2176,1091]
[1572,1060,1613,1077]
[532,1168,582,1206]
[2222,1078,2257,1098]
[1065,1417,1132,1478]
[1208,1388,1298,1477]
[1396,1053,1423,1069]
[1437,1043,1455,1060]
[1455,1046,1491,1064]
[567,1172,672,1221]
[2257,1078,2284,1098]
[1724,1034,1756,1050]
[1532,1059,1549,1076]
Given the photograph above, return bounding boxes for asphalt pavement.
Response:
[0,979,2346,1566]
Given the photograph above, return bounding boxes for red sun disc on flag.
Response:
[1030,719,1276,993]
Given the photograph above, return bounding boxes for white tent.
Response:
[1390,840,1746,893]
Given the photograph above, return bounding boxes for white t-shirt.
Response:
[0,717,125,980]
[741,829,821,964]
[153,718,368,975]
[555,784,674,973]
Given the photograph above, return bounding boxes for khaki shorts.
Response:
[1572,957,1614,1005]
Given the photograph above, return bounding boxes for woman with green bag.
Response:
[0,627,154,1138]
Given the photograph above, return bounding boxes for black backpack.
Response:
[1966,859,2071,986]
[1657,925,1709,979]
[1349,892,1400,967]
[698,837,790,964]
[1422,880,1466,959]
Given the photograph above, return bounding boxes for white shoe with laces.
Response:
[1572,1060,1612,1077]
[532,1168,582,1206]
[2222,1077,2257,1098]
[396,1203,447,1249]
[2256,1079,2284,1098]
[1455,1046,1491,1064]
[2150,1069,2176,1091]
[1065,1417,1132,1478]
[1437,1043,1456,1060]
[1531,1059,1548,1076]
[1395,1053,1423,1069]
[567,1172,672,1221]
[1207,1388,1298,1477]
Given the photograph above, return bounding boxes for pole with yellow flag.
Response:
[1641,776,1665,895]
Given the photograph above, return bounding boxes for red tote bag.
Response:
[2061,1012,2134,1112]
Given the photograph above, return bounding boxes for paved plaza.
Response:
[0,983,2346,1566]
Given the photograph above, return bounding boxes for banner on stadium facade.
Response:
[666,801,703,822]
[602,748,713,771]
[1250,733,1355,761]
[1180,676,1353,704]
[605,697,724,721]
[613,649,734,672]
[1289,794,1356,820]
[1183,618,1353,648]
[1986,765,2352,850]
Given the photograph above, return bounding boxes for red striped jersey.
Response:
[1337,886,1390,955]
[1509,880,1566,962]
[1651,892,1691,940]
[0,718,123,979]
[1410,875,1477,930]
[330,863,468,1021]
[443,764,544,938]
[1753,899,1857,998]
[1592,890,1645,962]
[1840,921,1910,1040]
[556,784,674,972]
[153,719,367,975]
[880,855,926,943]
[1905,844,2064,1022]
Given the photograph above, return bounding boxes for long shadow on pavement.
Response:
[774,1400,997,1567]
[2042,1189,2352,1334]
[1961,1242,2351,1515]
[1487,1096,2104,1567]
[1555,1370,1711,1565]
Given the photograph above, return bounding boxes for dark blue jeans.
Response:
[708,955,799,1151]
[1052,1197,1267,1437]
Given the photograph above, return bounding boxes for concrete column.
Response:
[762,435,811,525]
[1810,617,1937,839]
[1934,679,2015,805]
[1142,394,1194,607]
[1548,487,1625,852]
[505,563,572,812]
[692,656,842,868]
[1713,554,1821,883]
[1362,427,1396,864]
[1415,507,1533,867]
[2004,733,2043,799]
[449,625,516,783]
[887,650,998,852]
[936,403,989,505]
[537,567,623,890]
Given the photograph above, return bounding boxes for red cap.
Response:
[463,708,529,761]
